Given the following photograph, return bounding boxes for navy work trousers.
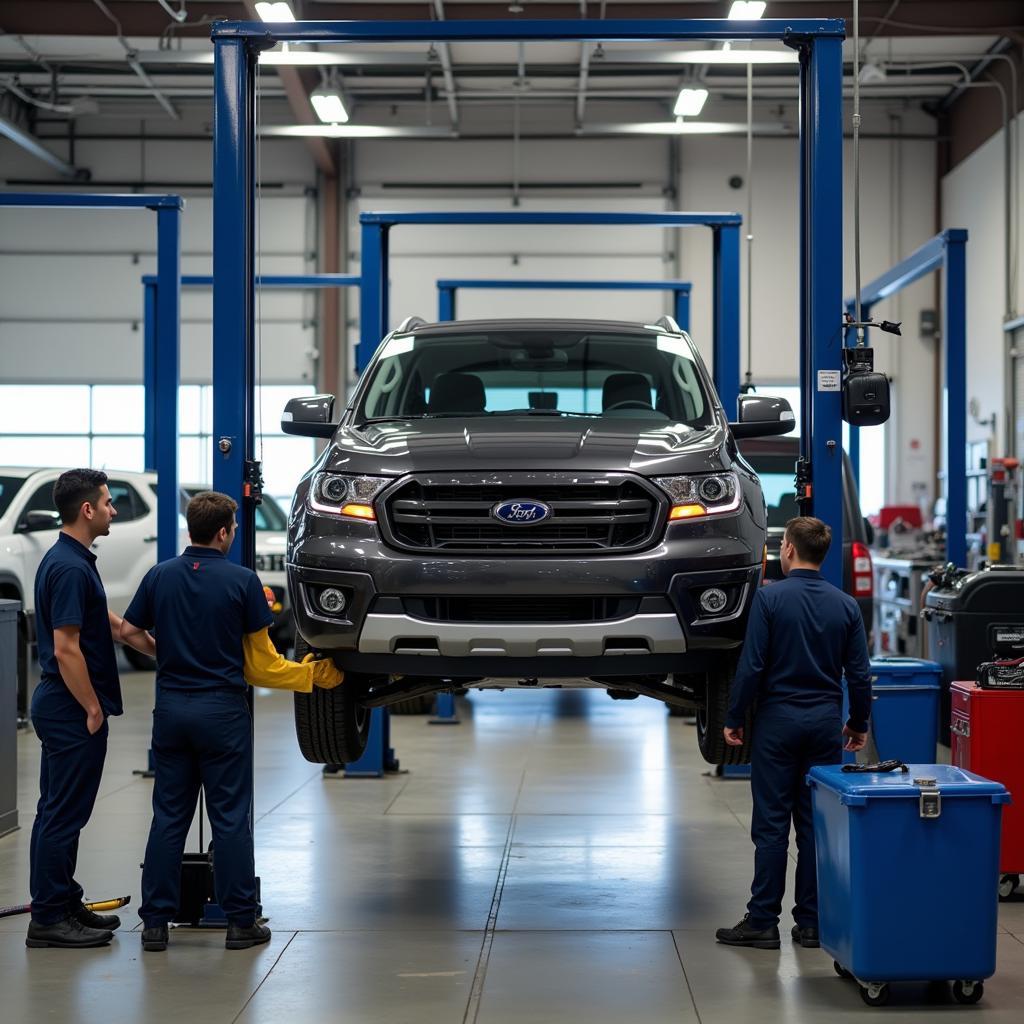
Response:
[30,712,108,925]
[746,702,843,930]
[140,689,256,928]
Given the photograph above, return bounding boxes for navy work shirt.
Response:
[34,532,122,719]
[726,569,872,733]
[123,546,273,693]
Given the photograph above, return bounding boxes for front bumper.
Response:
[288,511,761,679]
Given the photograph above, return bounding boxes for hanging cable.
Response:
[744,61,754,387]
[853,0,864,345]
[255,60,264,463]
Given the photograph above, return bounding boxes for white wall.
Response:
[942,127,1016,454]
[0,136,319,386]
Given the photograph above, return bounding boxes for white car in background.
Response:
[0,468,293,672]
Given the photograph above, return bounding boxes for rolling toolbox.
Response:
[923,565,1024,744]
[952,679,1024,899]
[808,763,1008,1007]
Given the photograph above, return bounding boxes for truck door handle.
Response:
[143,535,157,543]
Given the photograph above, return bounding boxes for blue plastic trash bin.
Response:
[808,764,1008,1003]
[868,657,941,763]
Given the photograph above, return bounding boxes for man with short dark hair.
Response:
[715,515,872,951]
[27,469,155,949]
[121,491,343,953]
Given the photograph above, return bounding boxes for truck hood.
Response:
[323,417,731,476]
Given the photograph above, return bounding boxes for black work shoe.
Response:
[26,916,113,949]
[715,914,781,949]
[225,922,271,950]
[141,924,168,952]
[74,905,121,931]
[791,924,820,948]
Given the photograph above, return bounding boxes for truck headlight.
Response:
[655,472,741,520]
[309,472,390,520]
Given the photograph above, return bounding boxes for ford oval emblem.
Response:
[492,499,552,526]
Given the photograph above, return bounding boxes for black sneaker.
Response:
[141,924,168,951]
[225,922,271,950]
[715,914,781,949]
[791,924,820,948]
[74,905,122,931]
[26,916,113,949]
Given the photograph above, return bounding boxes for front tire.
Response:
[390,694,436,715]
[696,658,752,765]
[293,635,372,764]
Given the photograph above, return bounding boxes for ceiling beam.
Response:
[0,2,1021,38]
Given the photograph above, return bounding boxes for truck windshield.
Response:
[357,329,715,428]
[0,476,26,520]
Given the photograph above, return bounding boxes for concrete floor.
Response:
[3,674,1024,1024]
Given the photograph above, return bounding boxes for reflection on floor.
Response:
[3,675,1024,1023]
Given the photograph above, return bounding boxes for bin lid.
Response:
[808,764,1010,805]
[870,657,942,685]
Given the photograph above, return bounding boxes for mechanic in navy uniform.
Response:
[27,469,156,949]
[716,516,872,951]
[120,491,342,953]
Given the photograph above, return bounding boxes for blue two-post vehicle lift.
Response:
[437,278,692,334]
[844,229,968,569]
[0,193,183,566]
[210,17,847,784]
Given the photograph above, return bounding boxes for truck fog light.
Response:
[318,587,347,614]
[699,588,728,614]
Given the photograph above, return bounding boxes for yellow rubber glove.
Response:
[302,652,344,690]
[243,627,314,693]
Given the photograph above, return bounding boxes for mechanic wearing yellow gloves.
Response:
[120,491,342,955]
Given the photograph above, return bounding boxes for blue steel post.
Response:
[358,221,388,372]
[143,281,157,472]
[945,235,968,568]
[804,35,846,589]
[674,286,691,334]
[438,285,456,322]
[713,223,741,421]
[155,206,182,564]
[212,37,258,567]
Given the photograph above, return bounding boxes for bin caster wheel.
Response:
[998,874,1020,900]
[860,983,890,1007]
[833,961,853,980]
[952,980,984,1005]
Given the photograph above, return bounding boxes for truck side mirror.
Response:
[281,394,337,439]
[729,395,796,439]
[18,510,61,533]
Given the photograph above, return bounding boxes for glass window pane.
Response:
[259,436,315,504]
[178,437,204,486]
[257,385,314,438]
[0,385,90,434]
[179,386,202,435]
[201,386,213,434]
[92,437,145,472]
[93,386,145,435]
[0,436,90,466]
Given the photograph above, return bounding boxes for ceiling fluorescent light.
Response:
[669,49,797,65]
[578,121,788,136]
[255,2,295,21]
[673,88,708,118]
[310,85,349,124]
[260,125,455,138]
[728,1,767,17]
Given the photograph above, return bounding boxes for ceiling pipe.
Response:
[431,1,459,127]
[90,0,180,119]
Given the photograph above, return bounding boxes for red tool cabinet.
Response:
[951,680,1024,898]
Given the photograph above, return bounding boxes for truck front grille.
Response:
[381,474,662,554]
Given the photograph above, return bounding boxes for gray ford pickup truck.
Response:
[282,317,794,765]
